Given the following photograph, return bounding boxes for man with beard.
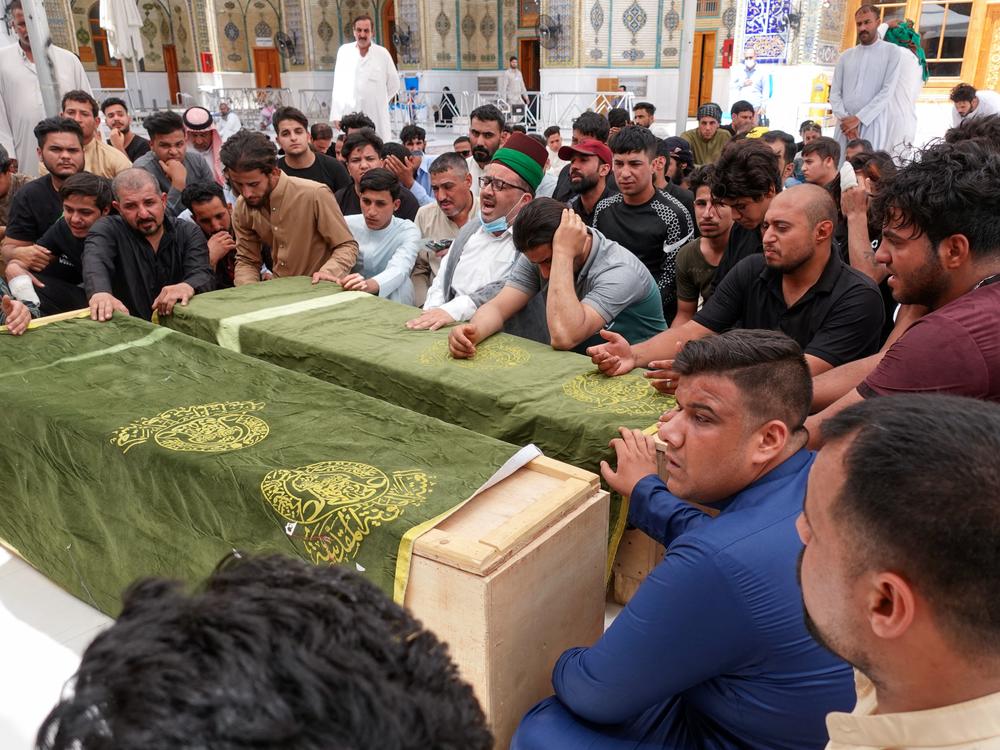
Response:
[0,0,90,176]
[54,91,131,179]
[805,140,1000,442]
[552,111,616,203]
[133,111,216,218]
[329,14,399,141]
[180,182,239,289]
[101,97,150,163]
[559,138,612,226]
[5,172,111,314]
[216,100,242,143]
[222,130,357,286]
[672,166,733,327]
[681,103,731,167]
[513,330,854,749]
[798,395,1000,750]
[184,106,227,187]
[1,118,84,265]
[406,133,545,330]
[83,169,214,321]
[467,105,507,198]
[588,184,884,388]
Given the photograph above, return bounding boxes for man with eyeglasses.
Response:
[407,133,546,331]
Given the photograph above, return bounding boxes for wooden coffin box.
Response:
[408,457,610,750]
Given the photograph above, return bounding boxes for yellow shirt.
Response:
[39,137,132,179]
[826,671,1000,749]
[232,172,358,285]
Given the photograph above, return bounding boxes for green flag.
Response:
[164,277,678,569]
[0,315,521,614]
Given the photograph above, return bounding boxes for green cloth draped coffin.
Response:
[162,277,678,557]
[0,316,520,615]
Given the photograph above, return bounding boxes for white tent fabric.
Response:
[99,0,144,61]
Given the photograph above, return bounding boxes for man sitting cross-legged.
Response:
[83,168,214,321]
[448,199,665,356]
[513,329,855,749]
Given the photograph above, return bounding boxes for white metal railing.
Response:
[207,87,294,130]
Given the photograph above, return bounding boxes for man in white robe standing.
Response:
[879,20,926,159]
[329,14,399,142]
[829,4,901,155]
[0,0,91,176]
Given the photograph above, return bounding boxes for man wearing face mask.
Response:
[730,48,766,122]
[406,133,546,331]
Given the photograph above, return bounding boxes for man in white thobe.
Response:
[0,0,91,176]
[329,15,399,142]
[950,85,1000,129]
[216,101,242,142]
[879,21,925,159]
[729,48,766,117]
[499,56,528,109]
[829,4,901,155]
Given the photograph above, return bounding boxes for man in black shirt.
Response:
[553,112,618,203]
[593,126,694,324]
[1,117,85,264]
[588,184,884,386]
[559,138,613,226]
[274,106,350,194]
[84,168,214,321]
[4,172,111,314]
[180,181,238,289]
[708,139,782,292]
[101,97,150,163]
[335,128,419,221]
[653,137,697,225]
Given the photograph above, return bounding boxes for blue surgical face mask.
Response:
[482,198,523,234]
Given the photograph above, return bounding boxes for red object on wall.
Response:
[721,38,734,69]
[200,52,215,73]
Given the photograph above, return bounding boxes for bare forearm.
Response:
[632,322,709,367]
[806,387,865,448]
[469,302,506,343]
[810,353,882,412]
[547,255,594,349]
[846,214,887,283]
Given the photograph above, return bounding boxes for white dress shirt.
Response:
[423,224,516,321]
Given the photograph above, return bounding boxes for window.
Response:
[872,0,973,79]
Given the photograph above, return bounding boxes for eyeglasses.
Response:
[479,175,526,193]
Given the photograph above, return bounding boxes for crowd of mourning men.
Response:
[3,3,1000,745]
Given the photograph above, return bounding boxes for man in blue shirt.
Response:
[512,329,854,749]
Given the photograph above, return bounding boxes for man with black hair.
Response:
[722,99,757,137]
[36,554,493,750]
[400,123,433,193]
[543,125,567,174]
[708,139,782,288]
[801,136,841,186]
[681,103,731,166]
[806,140,1000,441]
[381,141,433,207]
[590,184,884,384]
[515,329,854,749]
[274,106,350,195]
[84,168,214,321]
[731,48,766,116]
[944,112,1000,145]
[55,90,131,178]
[101,97,150,162]
[336,130,420,219]
[180,181,238,289]
[449,199,664,355]
[949,81,1000,128]
[329,14,398,140]
[559,138,613,226]
[1,118,84,263]
[672,165,732,326]
[0,0,91,176]
[468,104,507,196]
[552,111,615,202]
[5,172,111,314]
[338,111,377,134]
[310,122,336,157]
[843,137,873,160]
[606,107,630,140]
[216,100,242,142]
[799,395,1000,749]
[0,143,29,244]
[315,168,420,304]
[632,101,655,129]
[653,137,697,220]
[593,125,693,323]
[133,110,216,217]
[500,55,529,109]
[222,130,357,286]
[453,135,473,159]
[761,129,800,186]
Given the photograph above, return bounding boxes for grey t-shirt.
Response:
[506,228,666,350]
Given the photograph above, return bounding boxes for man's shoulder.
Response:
[833,260,882,296]
[593,191,624,215]
[131,151,156,170]
[676,237,703,264]
[89,214,126,237]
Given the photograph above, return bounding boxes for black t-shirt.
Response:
[5,175,63,243]
[33,217,88,314]
[108,134,151,162]
[335,183,419,221]
[567,183,614,226]
[279,152,351,194]
[663,182,697,238]
[832,226,897,346]
[710,222,763,295]
[694,252,885,367]
[554,162,619,203]
[592,188,694,324]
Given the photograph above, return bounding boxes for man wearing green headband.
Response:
[406,133,546,331]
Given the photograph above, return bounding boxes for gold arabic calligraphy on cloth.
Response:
[260,460,435,564]
[418,338,531,369]
[110,401,270,454]
[563,372,676,416]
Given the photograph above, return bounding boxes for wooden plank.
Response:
[0,308,89,335]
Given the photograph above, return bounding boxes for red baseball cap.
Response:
[558,138,613,166]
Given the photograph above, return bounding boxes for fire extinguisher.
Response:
[721,38,734,69]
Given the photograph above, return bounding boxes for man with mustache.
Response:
[513,330,854,749]
[83,168,214,322]
[560,138,613,227]
[101,97,150,162]
[467,105,507,198]
[798,395,1000,750]
[829,4,902,153]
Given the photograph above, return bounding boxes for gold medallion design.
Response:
[111,401,269,454]
[563,372,676,416]
[261,460,434,564]
[418,338,531,369]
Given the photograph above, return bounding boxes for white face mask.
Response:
[745,58,756,69]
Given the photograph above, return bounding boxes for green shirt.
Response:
[681,128,732,167]
[675,238,719,305]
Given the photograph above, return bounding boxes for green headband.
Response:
[491,147,544,191]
